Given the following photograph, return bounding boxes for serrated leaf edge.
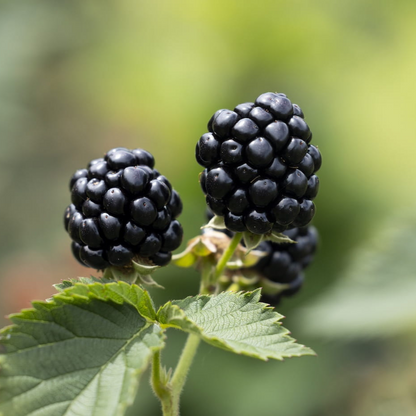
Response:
[3,281,158,330]
[0,281,164,416]
[157,289,315,361]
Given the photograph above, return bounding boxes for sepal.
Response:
[100,258,164,289]
[260,277,291,295]
[242,231,264,253]
[267,231,296,244]
[172,231,230,268]
[201,215,226,230]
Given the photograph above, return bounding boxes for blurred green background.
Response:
[1,0,416,415]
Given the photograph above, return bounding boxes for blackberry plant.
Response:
[0,93,320,416]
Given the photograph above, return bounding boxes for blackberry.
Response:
[120,167,149,194]
[139,233,162,256]
[245,210,273,234]
[150,251,172,267]
[196,92,321,234]
[82,199,102,218]
[227,188,250,215]
[253,226,318,305]
[131,197,158,226]
[206,195,227,216]
[69,169,88,190]
[99,213,122,241]
[197,133,221,166]
[65,148,183,268]
[206,167,235,200]
[224,212,246,232]
[89,160,109,179]
[167,189,183,219]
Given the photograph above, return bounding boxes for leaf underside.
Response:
[0,282,163,416]
[157,289,315,361]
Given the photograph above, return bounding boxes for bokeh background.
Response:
[1,1,416,415]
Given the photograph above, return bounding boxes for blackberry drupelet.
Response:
[64,148,183,269]
[255,226,318,306]
[196,93,321,234]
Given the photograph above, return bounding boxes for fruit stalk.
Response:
[214,232,242,281]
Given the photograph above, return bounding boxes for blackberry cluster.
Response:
[64,147,183,269]
[254,226,318,306]
[204,208,317,304]
[197,92,321,235]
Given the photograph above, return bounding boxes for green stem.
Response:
[151,351,174,415]
[199,258,214,295]
[151,232,241,414]
[214,232,242,281]
[170,333,201,414]
[199,232,242,295]
[151,335,201,416]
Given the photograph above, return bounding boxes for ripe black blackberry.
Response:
[197,93,321,234]
[64,147,183,269]
[254,226,318,306]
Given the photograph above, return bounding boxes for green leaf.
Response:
[295,211,416,338]
[0,282,164,416]
[54,276,113,292]
[157,289,314,361]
